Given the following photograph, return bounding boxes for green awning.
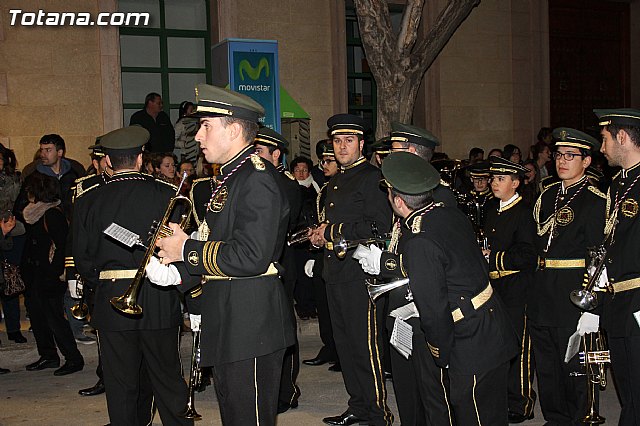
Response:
[280,86,310,119]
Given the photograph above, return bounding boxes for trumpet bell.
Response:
[110,294,143,315]
[70,302,89,320]
[366,278,411,301]
[570,289,598,311]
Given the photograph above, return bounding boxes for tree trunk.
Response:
[353,0,481,140]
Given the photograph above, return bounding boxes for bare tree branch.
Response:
[411,0,480,72]
[396,0,425,55]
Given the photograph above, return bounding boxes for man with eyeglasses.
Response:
[309,114,393,426]
[459,161,494,238]
[529,127,606,425]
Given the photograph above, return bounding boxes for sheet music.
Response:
[390,317,413,359]
[565,330,581,363]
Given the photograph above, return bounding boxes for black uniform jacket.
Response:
[322,157,392,284]
[72,171,183,332]
[382,204,518,375]
[485,196,537,309]
[529,177,606,327]
[180,146,295,366]
[603,162,640,337]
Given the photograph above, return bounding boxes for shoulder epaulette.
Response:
[540,179,561,194]
[250,154,266,171]
[73,174,95,186]
[588,185,607,199]
[284,171,296,181]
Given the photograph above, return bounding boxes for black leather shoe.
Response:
[303,356,332,366]
[79,379,105,396]
[54,361,84,376]
[322,412,364,425]
[328,362,342,372]
[277,385,300,414]
[8,332,27,343]
[26,358,60,371]
[508,411,534,424]
[0,367,9,374]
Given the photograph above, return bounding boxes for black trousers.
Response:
[212,348,285,426]
[312,272,337,362]
[294,247,315,313]
[25,290,83,364]
[609,335,640,426]
[507,313,536,417]
[530,322,590,425]
[99,327,191,426]
[326,279,392,426]
[388,317,452,426]
[448,361,510,426]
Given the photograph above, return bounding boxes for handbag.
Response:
[1,259,25,296]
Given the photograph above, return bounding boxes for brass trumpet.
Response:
[573,330,610,424]
[70,275,88,320]
[110,176,193,315]
[183,330,202,420]
[366,277,411,302]
[287,225,318,246]
[332,232,388,259]
[570,244,607,311]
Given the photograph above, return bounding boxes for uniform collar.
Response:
[499,193,521,212]
[621,160,640,179]
[220,145,254,175]
[112,170,142,177]
[339,156,367,173]
[403,202,439,229]
[276,164,286,173]
[474,188,492,197]
[561,174,587,193]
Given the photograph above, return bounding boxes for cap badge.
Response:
[559,129,568,141]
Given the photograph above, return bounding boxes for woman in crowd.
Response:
[532,143,552,179]
[173,101,199,164]
[0,145,27,346]
[521,159,540,207]
[21,173,84,375]
[152,153,179,185]
[503,144,522,164]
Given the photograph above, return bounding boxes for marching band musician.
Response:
[366,152,518,425]
[596,108,640,425]
[484,156,538,423]
[529,127,606,425]
[308,113,393,426]
[151,84,295,426]
[458,161,494,236]
[72,126,190,426]
[360,125,452,426]
[253,127,303,414]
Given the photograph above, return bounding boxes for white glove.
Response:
[145,256,181,286]
[577,312,600,336]
[189,314,201,331]
[304,259,315,278]
[359,244,382,275]
[67,279,82,299]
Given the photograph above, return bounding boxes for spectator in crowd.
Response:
[468,147,484,164]
[129,92,175,153]
[311,139,330,184]
[0,144,27,346]
[503,144,522,164]
[488,147,503,159]
[521,159,540,206]
[532,143,552,179]
[178,160,195,178]
[22,173,84,376]
[19,135,85,221]
[173,101,199,164]
[152,153,179,185]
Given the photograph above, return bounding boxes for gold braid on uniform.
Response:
[317,183,328,222]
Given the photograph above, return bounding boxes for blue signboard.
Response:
[212,39,281,132]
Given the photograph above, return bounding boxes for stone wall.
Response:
[0,0,106,171]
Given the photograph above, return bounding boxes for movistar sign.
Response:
[238,57,270,81]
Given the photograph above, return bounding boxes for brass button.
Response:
[492,229,495,232]
[329,202,335,207]
[334,186,338,190]
[460,296,465,300]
